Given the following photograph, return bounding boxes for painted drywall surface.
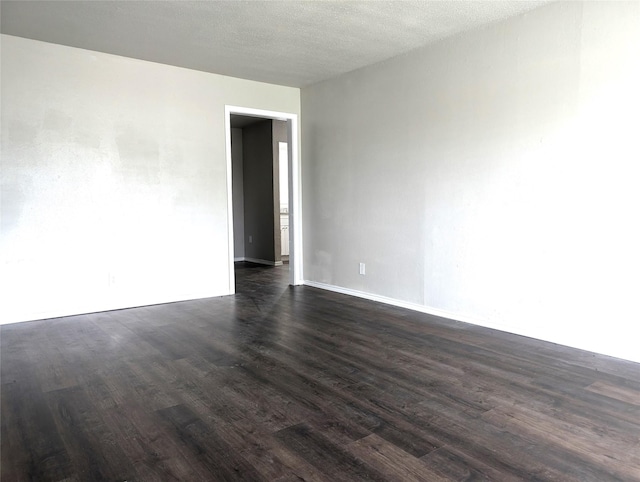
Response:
[301,1,640,362]
[0,34,299,323]
[231,128,245,259]
[242,120,276,262]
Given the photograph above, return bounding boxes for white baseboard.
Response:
[303,280,488,327]
[302,280,640,364]
[0,290,225,325]
[243,257,283,266]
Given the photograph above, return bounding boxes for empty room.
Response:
[1,1,639,480]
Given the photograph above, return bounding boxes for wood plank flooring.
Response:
[2,262,640,481]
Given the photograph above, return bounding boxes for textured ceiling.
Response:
[1,1,550,88]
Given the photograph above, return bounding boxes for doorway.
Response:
[225,105,302,293]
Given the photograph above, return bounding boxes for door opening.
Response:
[225,106,302,293]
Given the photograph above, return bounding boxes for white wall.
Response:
[0,34,299,323]
[301,1,640,363]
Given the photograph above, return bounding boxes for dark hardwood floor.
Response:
[2,262,640,481]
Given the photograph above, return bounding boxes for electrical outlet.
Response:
[249,235,253,244]
[359,263,366,275]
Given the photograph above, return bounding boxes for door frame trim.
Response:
[224,105,303,292]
